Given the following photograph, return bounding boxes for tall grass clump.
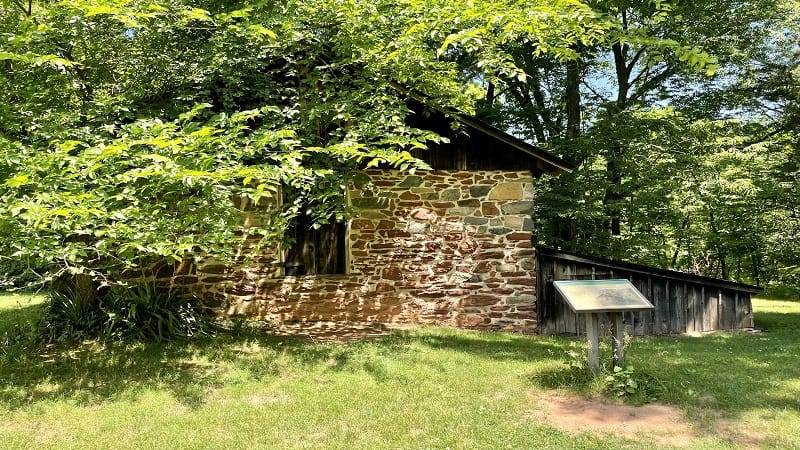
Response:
[40,282,214,343]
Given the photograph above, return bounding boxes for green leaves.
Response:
[1,0,469,285]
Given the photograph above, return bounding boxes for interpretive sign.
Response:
[553,279,655,313]
[552,279,654,374]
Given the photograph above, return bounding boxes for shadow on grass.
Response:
[0,330,353,410]
[411,329,574,363]
[0,321,580,411]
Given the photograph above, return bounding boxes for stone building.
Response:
[163,99,760,336]
[176,101,573,334]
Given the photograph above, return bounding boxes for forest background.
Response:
[1,0,798,295]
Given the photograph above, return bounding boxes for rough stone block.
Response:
[379,230,411,238]
[417,289,447,298]
[446,288,471,296]
[461,294,501,307]
[500,201,535,215]
[351,219,375,230]
[498,263,517,272]
[224,284,256,296]
[505,312,534,319]
[500,271,527,277]
[440,189,461,201]
[409,207,435,221]
[464,216,488,225]
[457,199,481,207]
[399,175,424,188]
[407,221,429,233]
[523,183,535,200]
[506,277,536,286]
[201,275,232,283]
[352,197,390,209]
[443,206,475,217]
[382,266,404,280]
[456,313,488,327]
[200,264,228,274]
[506,232,533,241]
[489,227,513,235]
[356,210,390,219]
[489,182,523,200]
[473,251,505,260]
[469,185,492,198]
[376,220,395,230]
[492,287,515,295]
[399,191,420,200]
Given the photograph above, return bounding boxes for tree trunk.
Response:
[565,59,581,139]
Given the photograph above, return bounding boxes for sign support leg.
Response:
[610,312,625,368]
[586,313,600,374]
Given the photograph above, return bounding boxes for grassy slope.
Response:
[0,292,797,449]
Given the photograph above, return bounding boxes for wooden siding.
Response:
[536,247,760,336]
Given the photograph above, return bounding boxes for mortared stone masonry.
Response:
[173,169,539,333]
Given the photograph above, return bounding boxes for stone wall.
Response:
[172,169,539,333]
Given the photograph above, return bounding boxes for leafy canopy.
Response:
[0,0,609,284]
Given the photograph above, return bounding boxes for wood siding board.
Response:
[703,287,718,332]
[667,281,678,333]
[743,294,754,328]
[576,265,594,280]
[653,280,668,334]
[718,290,726,329]
[646,276,656,335]
[536,253,547,333]
[547,258,557,333]
[687,286,698,333]
[733,292,744,328]
[676,282,686,333]
[722,290,737,329]
[638,277,650,336]
[623,310,634,336]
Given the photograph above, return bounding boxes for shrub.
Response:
[39,288,103,342]
[761,283,800,300]
[603,364,663,403]
[39,283,215,342]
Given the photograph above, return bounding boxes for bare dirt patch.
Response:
[529,391,696,447]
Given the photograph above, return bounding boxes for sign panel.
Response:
[553,279,655,313]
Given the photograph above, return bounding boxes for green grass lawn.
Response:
[0,291,798,449]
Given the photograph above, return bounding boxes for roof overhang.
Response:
[389,81,575,175]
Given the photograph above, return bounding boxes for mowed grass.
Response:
[0,291,798,449]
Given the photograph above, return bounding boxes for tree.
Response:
[0,0,608,289]
[512,0,798,288]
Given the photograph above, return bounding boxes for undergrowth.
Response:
[39,283,216,343]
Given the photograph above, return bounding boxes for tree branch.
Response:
[629,65,676,104]
[612,42,630,107]
[626,46,647,75]
[11,0,28,15]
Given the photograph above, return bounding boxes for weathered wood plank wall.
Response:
[536,247,761,336]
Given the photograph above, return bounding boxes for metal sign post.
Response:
[553,280,655,374]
